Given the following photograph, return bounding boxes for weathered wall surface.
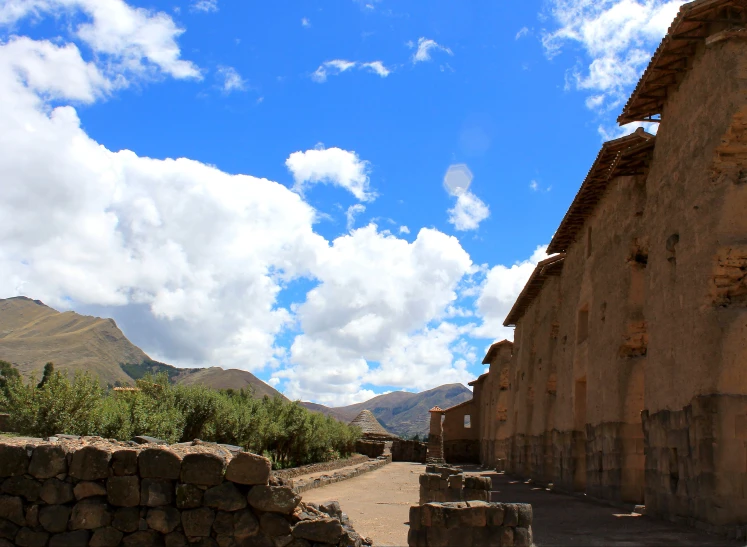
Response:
[408,502,534,547]
[0,437,369,547]
[391,440,427,463]
[456,25,747,535]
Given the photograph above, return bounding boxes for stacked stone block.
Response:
[0,437,370,547]
[289,458,390,494]
[408,502,534,547]
[419,466,490,505]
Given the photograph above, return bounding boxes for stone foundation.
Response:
[408,502,534,547]
[0,437,370,547]
[642,394,747,538]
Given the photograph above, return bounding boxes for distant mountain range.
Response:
[300,383,473,438]
[0,297,283,399]
[0,296,475,436]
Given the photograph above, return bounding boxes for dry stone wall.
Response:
[288,458,390,495]
[391,441,426,464]
[272,455,370,481]
[0,437,370,547]
[408,502,534,547]
[418,466,490,505]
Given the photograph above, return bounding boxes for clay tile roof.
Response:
[481,340,514,364]
[349,410,398,440]
[429,406,444,413]
[503,254,566,327]
[619,0,746,124]
[547,130,656,255]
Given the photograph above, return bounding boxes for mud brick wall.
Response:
[408,502,534,547]
[419,466,490,505]
[0,437,369,547]
[391,440,426,463]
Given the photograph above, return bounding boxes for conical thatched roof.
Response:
[349,410,398,440]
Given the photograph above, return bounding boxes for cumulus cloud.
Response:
[345,204,366,231]
[217,66,246,93]
[311,59,390,82]
[285,146,375,201]
[191,0,218,12]
[443,164,490,231]
[472,246,549,340]
[543,0,686,113]
[411,37,453,63]
[0,0,201,82]
[399,226,410,234]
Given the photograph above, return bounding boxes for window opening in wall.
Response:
[577,307,589,344]
[586,226,593,258]
[464,415,471,429]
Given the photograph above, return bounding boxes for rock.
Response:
[233,510,259,538]
[180,453,225,486]
[188,539,218,547]
[70,500,112,530]
[0,518,18,540]
[503,504,518,528]
[515,526,532,547]
[182,507,215,537]
[291,518,343,544]
[28,445,67,479]
[24,505,39,528]
[259,513,291,537]
[487,504,505,526]
[139,448,182,480]
[0,445,29,478]
[133,437,167,445]
[140,478,173,507]
[318,501,342,519]
[69,445,112,481]
[1,476,40,502]
[236,535,272,547]
[146,507,181,534]
[111,449,139,476]
[273,535,293,547]
[215,535,235,547]
[204,482,246,512]
[89,526,124,547]
[39,505,72,533]
[500,527,514,547]
[247,486,300,514]
[15,528,49,547]
[74,481,107,500]
[0,496,25,526]
[164,532,187,547]
[122,530,164,547]
[212,512,234,536]
[49,530,90,547]
[516,504,532,527]
[40,478,74,505]
[108,475,140,507]
[176,483,203,509]
[225,453,271,485]
[112,508,140,533]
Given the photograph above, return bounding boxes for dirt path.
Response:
[301,462,424,546]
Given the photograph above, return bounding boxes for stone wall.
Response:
[391,441,426,463]
[443,440,479,464]
[418,466,490,505]
[289,457,390,495]
[408,501,534,547]
[354,441,387,459]
[272,454,370,481]
[0,437,370,547]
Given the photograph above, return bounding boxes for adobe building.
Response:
[434,0,747,535]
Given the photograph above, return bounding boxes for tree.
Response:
[38,362,54,389]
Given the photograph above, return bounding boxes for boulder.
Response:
[15,528,49,547]
[74,481,107,500]
[28,445,66,479]
[225,452,271,486]
[0,519,18,541]
[140,479,173,507]
[0,496,25,526]
[40,478,74,505]
[259,513,291,537]
[212,512,235,536]
[108,476,140,507]
[49,530,90,547]
[180,453,225,486]
[0,445,28,478]
[89,526,124,547]
[203,482,246,512]
[138,449,181,480]
[111,449,139,476]
[146,507,181,534]
[112,508,140,533]
[291,518,344,544]
[247,486,300,514]
[24,505,39,528]
[122,530,164,547]
[69,445,112,481]
[181,507,215,537]
[164,532,187,547]
[39,505,72,533]
[1,476,41,502]
[175,483,202,509]
[70,500,112,530]
[233,510,259,539]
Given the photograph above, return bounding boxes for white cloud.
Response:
[0,0,201,82]
[301,17,310,27]
[311,59,390,82]
[412,37,453,63]
[399,226,410,234]
[191,0,218,13]
[447,191,490,231]
[542,0,686,113]
[516,27,529,39]
[285,146,375,201]
[472,245,549,340]
[529,180,539,191]
[345,204,366,231]
[217,66,246,93]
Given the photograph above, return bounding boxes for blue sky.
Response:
[0,0,684,404]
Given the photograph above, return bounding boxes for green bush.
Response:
[0,369,360,468]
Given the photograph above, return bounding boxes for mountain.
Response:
[300,383,473,438]
[0,296,284,399]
